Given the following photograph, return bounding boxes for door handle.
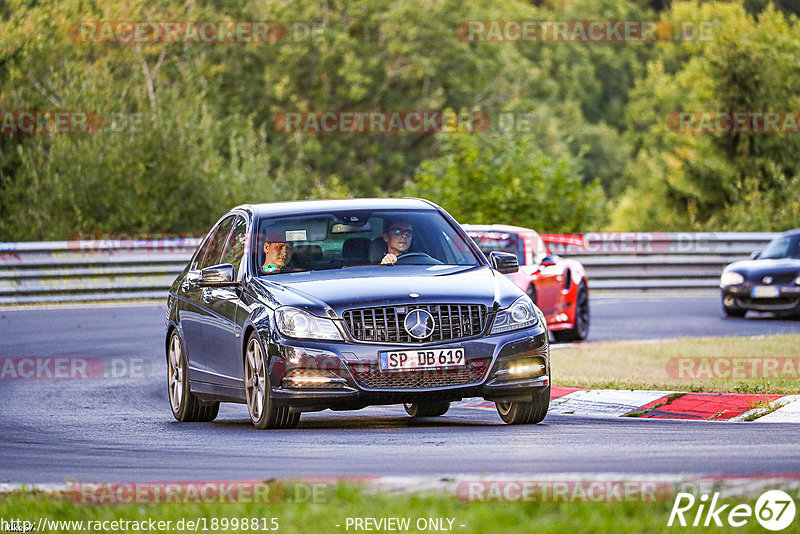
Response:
[202,288,212,303]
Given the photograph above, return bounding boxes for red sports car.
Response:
[464,225,590,342]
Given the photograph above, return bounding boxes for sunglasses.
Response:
[390,228,414,237]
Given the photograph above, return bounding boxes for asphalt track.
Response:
[1,295,799,483]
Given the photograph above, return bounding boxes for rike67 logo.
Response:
[668,490,796,530]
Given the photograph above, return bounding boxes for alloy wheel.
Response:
[167,333,184,413]
[245,337,267,421]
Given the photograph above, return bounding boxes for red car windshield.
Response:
[467,231,524,265]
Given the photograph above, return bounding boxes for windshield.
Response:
[759,234,800,260]
[253,209,480,275]
[466,230,524,265]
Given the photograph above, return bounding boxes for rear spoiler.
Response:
[539,234,586,247]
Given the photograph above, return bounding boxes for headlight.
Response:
[275,307,343,341]
[795,275,800,285]
[491,296,540,334]
[720,271,744,286]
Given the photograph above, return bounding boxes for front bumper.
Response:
[266,326,549,411]
[722,284,800,312]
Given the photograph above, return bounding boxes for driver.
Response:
[262,232,293,274]
[381,220,413,264]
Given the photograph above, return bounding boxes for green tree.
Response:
[610,2,800,231]
[406,131,605,232]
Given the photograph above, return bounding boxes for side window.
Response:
[219,216,247,278]
[192,215,236,270]
[531,235,547,265]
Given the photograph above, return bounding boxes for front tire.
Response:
[722,298,747,317]
[244,332,300,429]
[404,401,450,417]
[496,386,550,424]
[723,306,747,318]
[553,282,589,342]
[167,331,219,422]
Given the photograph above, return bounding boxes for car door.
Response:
[202,214,249,386]
[179,215,236,383]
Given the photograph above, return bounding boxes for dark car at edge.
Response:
[165,198,551,429]
[720,229,800,317]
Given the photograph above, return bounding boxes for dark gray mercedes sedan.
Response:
[165,198,550,429]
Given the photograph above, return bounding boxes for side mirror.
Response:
[750,251,760,260]
[199,264,238,287]
[489,251,519,274]
[539,255,557,268]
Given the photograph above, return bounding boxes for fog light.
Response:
[496,356,547,381]
[282,369,347,389]
[509,362,546,377]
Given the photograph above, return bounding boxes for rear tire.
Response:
[404,401,450,417]
[552,282,589,342]
[244,332,300,429]
[496,386,550,424]
[167,331,219,422]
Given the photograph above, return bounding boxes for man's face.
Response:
[263,242,290,268]
[384,222,413,255]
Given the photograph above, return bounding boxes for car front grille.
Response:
[736,296,800,311]
[342,304,487,343]
[348,358,491,390]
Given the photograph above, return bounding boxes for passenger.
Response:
[381,220,414,264]
[261,233,293,274]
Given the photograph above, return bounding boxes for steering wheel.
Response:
[395,252,444,265]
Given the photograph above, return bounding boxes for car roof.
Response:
[236,198,438,218]
[462,224,540,236]
[778,229,800,237]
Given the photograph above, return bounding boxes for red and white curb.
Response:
[464,387,800,422]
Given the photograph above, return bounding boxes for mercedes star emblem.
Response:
[762,276,773,285]
[404,309,435,339]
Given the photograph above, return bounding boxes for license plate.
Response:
[379,348,465,372]
[752,286,780,298]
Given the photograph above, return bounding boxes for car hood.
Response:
[249,265,522,316]
[726,258,800,283]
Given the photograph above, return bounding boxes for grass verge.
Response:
[552,334,800,394]
[0,486,777,534]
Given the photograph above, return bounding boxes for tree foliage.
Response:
[406,131,605,232]
[0,0,797,240]
[611,2,800,231]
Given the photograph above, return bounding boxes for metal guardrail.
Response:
[0,232,778,304]
[547,232,777,291]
